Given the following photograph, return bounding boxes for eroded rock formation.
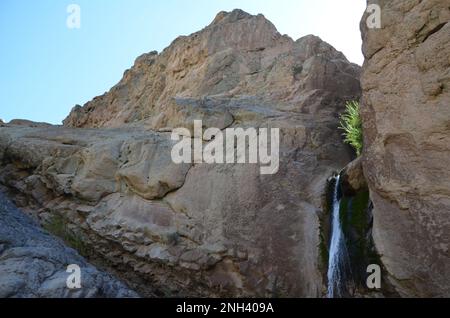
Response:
[63,9,360,132]
[360,0,450,297]
[0,191,138,298]
[0,10,361,297]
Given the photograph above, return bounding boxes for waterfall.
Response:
[327,175,352,298]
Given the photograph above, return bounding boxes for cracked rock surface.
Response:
[360,0,450,297]
[0,9,361,297]
[0,191,138,298]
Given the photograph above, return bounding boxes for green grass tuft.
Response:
[339,101,363,156]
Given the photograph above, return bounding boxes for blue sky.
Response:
[0,0,366,124]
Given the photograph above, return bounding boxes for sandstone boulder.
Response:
[340,156,367,196]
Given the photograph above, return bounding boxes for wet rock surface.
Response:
[340,157,367,196]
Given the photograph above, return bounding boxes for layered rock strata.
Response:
[0,10,361,297]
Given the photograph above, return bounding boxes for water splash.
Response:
[327,175,353,298]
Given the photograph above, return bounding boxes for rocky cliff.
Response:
[64,9,360,131]
[360,0,450,297]
[0,9,360,297]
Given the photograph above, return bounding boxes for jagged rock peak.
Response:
[211,9,255,25]
[63,9,360,134]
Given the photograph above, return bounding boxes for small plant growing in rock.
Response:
[44,214,90,257]
[339,101,363,156]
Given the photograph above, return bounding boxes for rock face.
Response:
[0,10,360,297]
[63,9,360,131]
[0,191,138,298]
[361,0,450,297]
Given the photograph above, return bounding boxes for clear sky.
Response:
[0,0,366,124]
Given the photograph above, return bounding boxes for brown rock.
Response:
[340,157,367,196]
[63,9,360,130]
[0,10,361,297]
[360,0,450,297]
[8,119,52,127]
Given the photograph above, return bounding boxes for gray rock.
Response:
[0,191,138,298]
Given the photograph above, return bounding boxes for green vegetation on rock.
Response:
[339,101,363,156]
[44,214,90,257]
